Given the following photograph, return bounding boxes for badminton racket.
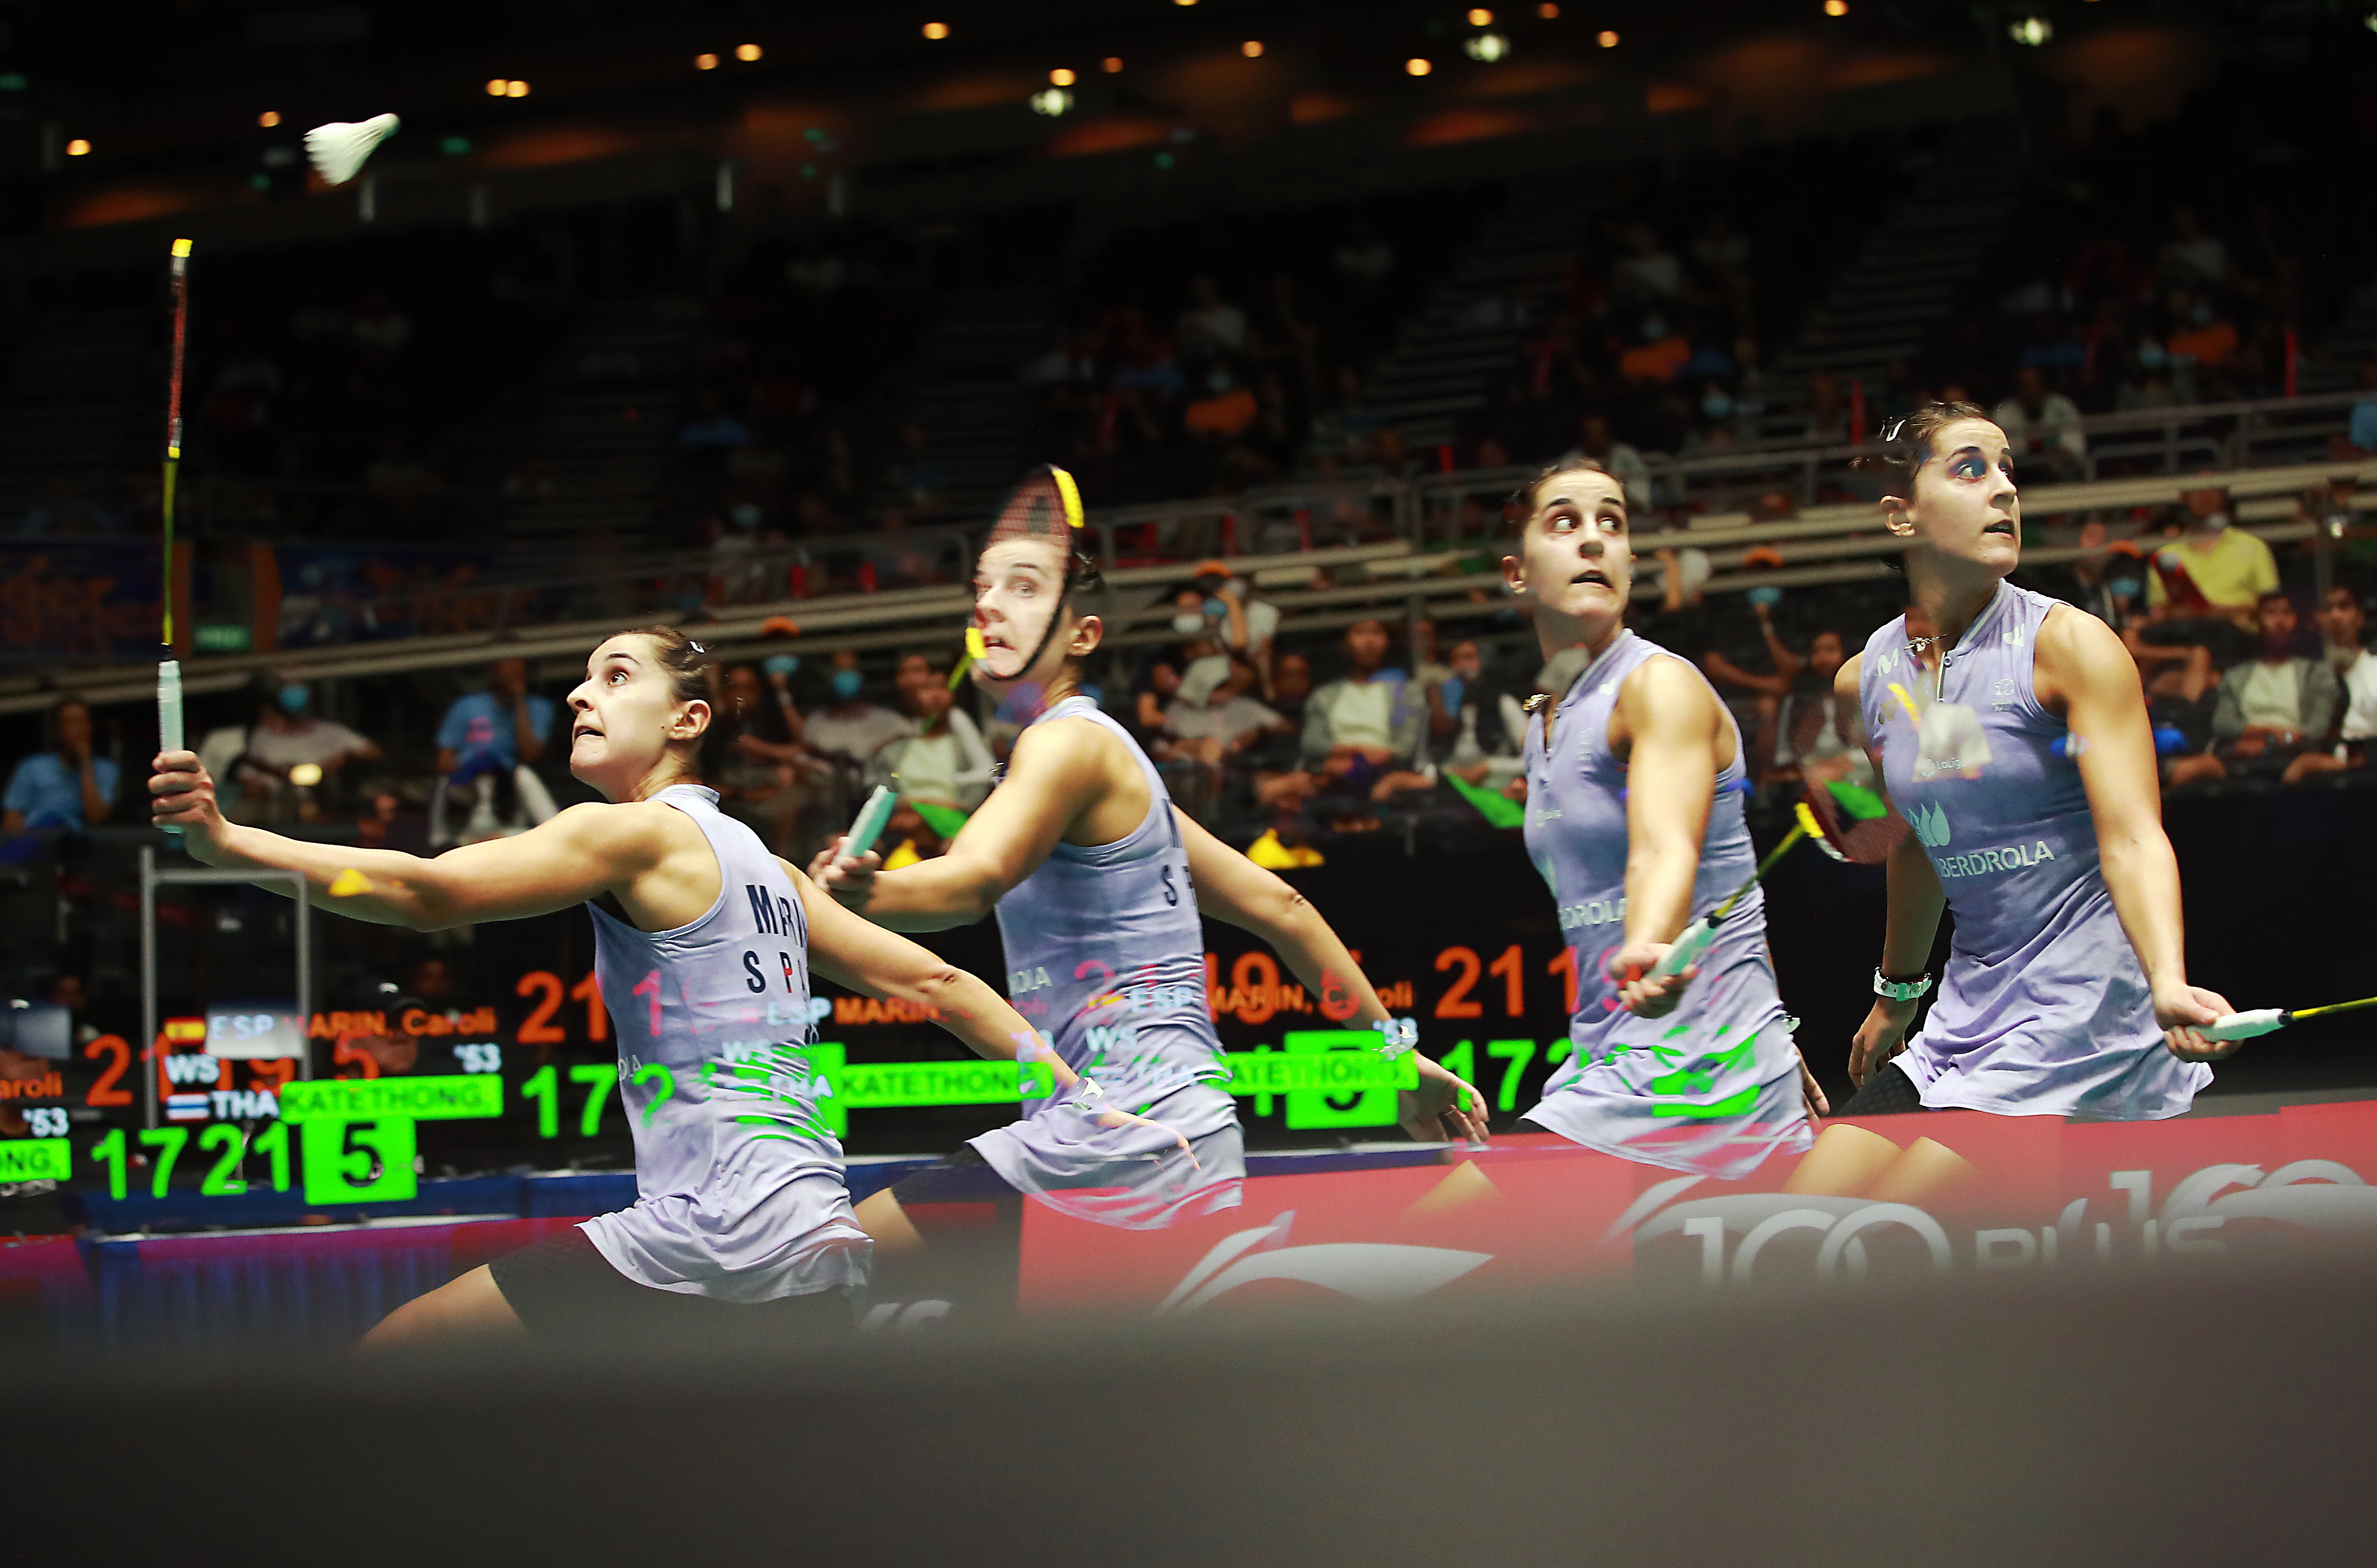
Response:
[157,238,192,834]
[1641,779,1891,981]
[2201,994,2377,1043]
[843,785,898,862]
[972,464,1087,680]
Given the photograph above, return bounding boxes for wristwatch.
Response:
[1872,968,1934,1002]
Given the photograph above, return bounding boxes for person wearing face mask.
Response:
[1990,366,2086,483]
[2146,479,2279,638]
[2115,337,2196,413]
[222,675,380,824]
[2318,585,2377,757]
[800,649,914,772]
[1789,406,2235,1196]
[807,506,1485,1320]
[149,626,1095,1348]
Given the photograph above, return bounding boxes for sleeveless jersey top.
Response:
[1518,630,1812,1178]
[972,696,1243,1228]
[579,784,870,1300]
[1858,583,2210,1119]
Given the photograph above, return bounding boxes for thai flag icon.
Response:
[166,1093,210,1122]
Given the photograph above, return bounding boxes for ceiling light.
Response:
[1241,39,1263,57]
[1465,31,1510,59]
[258,110,282,128]
[1101,56,1124,72]
[1537,1,1559,13]
[1596,28,1619,46]
[1824,0,1847,14]
[735,43,761,61]
[696,52,720,70]
[922,22,949,39]
[1050,66,1077,85]
[504,79,529,97]
[2007,16,2052,44]
[1468,7,1494,22]
[1030,86,1074,115]
[485,78,508,96]
[65,138,89,156]
[1406,56,1433,75]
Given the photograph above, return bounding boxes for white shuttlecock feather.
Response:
[304,113,400,186]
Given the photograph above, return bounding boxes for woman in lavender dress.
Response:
[1790,403,2240,1197]
[1501,454,1825,1179]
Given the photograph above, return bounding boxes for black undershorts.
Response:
[486,1224,854,1341]
[877,1145,1025,1319]
[1834,1062,1932,1117]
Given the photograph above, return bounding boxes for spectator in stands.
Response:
[1992,366,2086,480]
[800,650,913,772]
[2350,361,2377,457]
[2166,290,2240,378]
[1619,315,1690,384]
[872,654,995,814]
[1427,638,1517,785]
[2159,207,2228,290]
[1131,655,1183,746]
[2147,479,2280,636]
[1610,224,1682,303]
[1766,630,1866,787]
[1199,559,1280,664]
[1183,365,1259,442]
[221,678,379,823]
[1162,654,1291,819]
[1704,593,1802,702]
[2318,586,2377,752]
[1301,618,1429,807]
[1577,415,1651,511]
[436,658,553,779]
[1249,650,1321,811]
[2116,338,2196,413]
[1178,275,1249,363]
[2169,591,2341,787]
[2,696,114,835]
[712,662,815,856]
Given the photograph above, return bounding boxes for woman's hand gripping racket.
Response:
[1622,779,1903,1017]
[807,785,897,909]
[2189,993,2377,1053]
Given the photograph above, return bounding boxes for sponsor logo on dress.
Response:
[1557,896,1626,932]
[1909,800,1950,848]
[1933,840,2057,879]
[1991,677,2016,710]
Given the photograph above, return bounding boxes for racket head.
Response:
[1796,775,1907,865]
[984,463,1084,554]
[973,465,1093,683]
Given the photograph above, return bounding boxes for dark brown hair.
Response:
[1849,400,1991,499]
[607,625,724,779]
[1506,450,1614,525]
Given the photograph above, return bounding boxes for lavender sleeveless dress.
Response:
[1519,631,1814,1178]
[970,696,1245,1228]
[1857,583,2210,1118]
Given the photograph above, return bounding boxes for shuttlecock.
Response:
[304,113,400,186]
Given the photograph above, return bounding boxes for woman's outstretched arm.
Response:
[150,749,647,929]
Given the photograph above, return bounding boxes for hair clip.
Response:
[688,639,707,654]
[1878,417,1910,444]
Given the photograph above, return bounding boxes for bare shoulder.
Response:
[554,797,699,862]
[2034,600,2129,677]
[1834,650,1863,703]
[1008,711,1131,779]
[1622,652,1720,720]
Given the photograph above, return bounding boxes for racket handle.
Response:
[2201,1007,2288,1042]
[1649,918,1714,980]
[843,784,897,861]
[157,659,184,837]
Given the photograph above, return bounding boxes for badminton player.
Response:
[150,626,1144,1345]
[1497,455,1824,1179]
[811,481,1486,1301]
[1798,404,2236,1184]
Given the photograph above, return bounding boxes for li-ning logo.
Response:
[1909,800,1950,848]
[1153,1211,1490,1317]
